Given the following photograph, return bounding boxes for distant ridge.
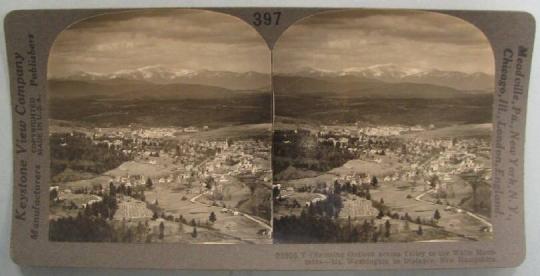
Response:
[53,66,270,91]
[48,78,268,101]
[281,64,494,91]
[273,75,485,99]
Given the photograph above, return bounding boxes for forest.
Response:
[272,129,356,175]
[49,132,132,182]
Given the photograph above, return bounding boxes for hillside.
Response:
[273,74,493,126]
[48,79,272,127]
[275,94,492,127]
[273,75,478,99]
[48,79,263,100]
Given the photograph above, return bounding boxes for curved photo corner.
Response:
[271,9,495,244]
[46,9,273,244]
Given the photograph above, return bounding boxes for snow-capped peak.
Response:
[342,64,422,78]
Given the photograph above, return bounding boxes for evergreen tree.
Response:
[404,220,410,231]
[146,178,153,189]
[384,220,391,238]
[434,209,441,220]
[178,220,184,233]
[109,182,116,197]
[209,212,217,223]
[159,222,165,240]
[334,180,341,194]
[49,189,58,201]
[404,212,411,221]
[417,225,423,235]
[371,176,378,187]
[192,226,198,238]
[272,186,281,200]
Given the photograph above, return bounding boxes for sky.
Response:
[274,10,495,75]
[48,9,270,77]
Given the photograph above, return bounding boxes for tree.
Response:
[434,209,441,220]
[417,225,423,235]
[352,184,358,195]
[379,198,384,205]
[377,209,384,219]
[49,189,58,201]
[109,182,116,197]
[371,176,378,187]
[404,212,411,221]
[152,212,159,220]
[334,180,341,194]
[209,212,217,223]
[159,222,165,240]
[178,220,184,233]
[140,191,146,201]
[429,175,439,189]
[204,176,215,190]
[192,226,198,238]
[384,220,391,238]
[146,178,153,189]
[272,186,280,200]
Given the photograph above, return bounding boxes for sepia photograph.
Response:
[47,9,273,244]
[272,10,494,243]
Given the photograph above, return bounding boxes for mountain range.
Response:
[54,64,494,93]
[55,65,271,91]
[52,64,494,101]
[285,64,494,91]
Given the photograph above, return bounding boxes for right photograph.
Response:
[272,10,494,243]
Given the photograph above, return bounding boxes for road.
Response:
[188,149,272,234]
[414,152,493,232]
[414,188,493,231]
[189,192,272,232]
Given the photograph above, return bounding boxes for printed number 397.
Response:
[253,12,281,26]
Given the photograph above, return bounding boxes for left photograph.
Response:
[47,9,273,244]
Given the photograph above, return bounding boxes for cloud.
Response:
[274,10,494,74]
[48,9,270,77]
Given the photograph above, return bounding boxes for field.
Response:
[330,158,401,177]
[50,92,272,128]
[105,156,177,178]
[144,185,270,244]
[275,95,492,127]
[113,197,153,221]
[400,123,492,140]
[175,123,272,141]
[369,183,492,241]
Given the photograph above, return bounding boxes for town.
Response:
[273,123,493,243]
[48,123,272,244]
